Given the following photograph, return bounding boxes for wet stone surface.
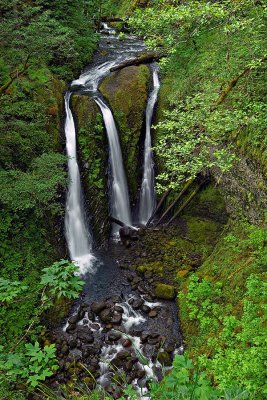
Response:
[48,244,182,393]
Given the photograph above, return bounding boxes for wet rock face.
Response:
[99,65,150,201]
[49,268,182,392]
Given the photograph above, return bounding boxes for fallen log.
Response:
[146,188,172,227]
[154,179,193,227]
[110,52,167,72]
[109,216,126,227]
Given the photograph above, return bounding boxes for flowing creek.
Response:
[52,24,182,397]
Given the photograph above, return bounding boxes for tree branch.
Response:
[212,56,267,111]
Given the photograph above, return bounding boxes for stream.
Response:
[50,24,182,397]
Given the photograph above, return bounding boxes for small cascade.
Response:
[95,97,132,233]
[70,25,145,234]
[64,92,95,274]
[139,65,160,224]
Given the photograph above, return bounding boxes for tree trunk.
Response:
[165,183,203,227]
[212,56,267,111]
[110,52,167,72]
[154,179,193,227]
[146,188,172,227]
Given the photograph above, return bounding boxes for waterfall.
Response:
[139,65,160,224]
[95,97,132,233]
[64,92,95,274]
[70,24,146,235]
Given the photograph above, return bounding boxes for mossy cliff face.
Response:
[99,65,150,201]
[120,183,227,288]
[211,159,267,225]
[71,95,109,243]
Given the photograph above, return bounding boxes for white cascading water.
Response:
[139,65,160,224]
[71,24,146,234]
[95,97,132,233]
[64,92,95,274]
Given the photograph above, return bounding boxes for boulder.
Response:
[77,327,94,343]
[132,298,144,310]
[68,314,79,325]
[91,301,106,314]
[99,308,113,323]
[142,305,151,313]
[108,331,122,341]
[154,283,176,300]
[111,313,122,325]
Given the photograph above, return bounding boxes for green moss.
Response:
[99,65,150,199]
[154,282,176,300]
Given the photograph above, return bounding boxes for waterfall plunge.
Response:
[139,66,160,224]
[95,97,132,234]
[64,92,95,274]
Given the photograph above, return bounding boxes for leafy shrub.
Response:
[0,342,58,388]
[41,259,85,299]
[0,278,28,303]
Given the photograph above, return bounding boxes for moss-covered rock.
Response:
[71,95,109,243]
[154,282,176,300]
[99,65,150,200]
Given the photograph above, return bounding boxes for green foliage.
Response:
[0,0,99,80]
[129,0,266,190]
[0,278,28,303]
[148,355,218,399]
[0,259,84,397]
[180,269,267,398]
[0,342,58,388]
[154,94,237,192]
[0,153,66,215]
[41,259,85,299]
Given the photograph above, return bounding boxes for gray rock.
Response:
[66,323,76,333]
[91,301,107,314]
[114,305,124,313]
[77,327,94,343]
[141,305,151,313]
[68,338,77,349]
[132,298,144,310]
[99,308,113,323]
[108,331,122,341]
[111,313,122,325]
[68,314,79,325]
[117,350,131,360]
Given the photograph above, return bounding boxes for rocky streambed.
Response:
[47,236,182,398]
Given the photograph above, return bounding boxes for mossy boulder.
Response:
[99,65,150,200]
[154,282,176,300]
[71,95,109,242]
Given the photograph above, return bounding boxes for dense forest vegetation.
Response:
[0,0,266,399]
